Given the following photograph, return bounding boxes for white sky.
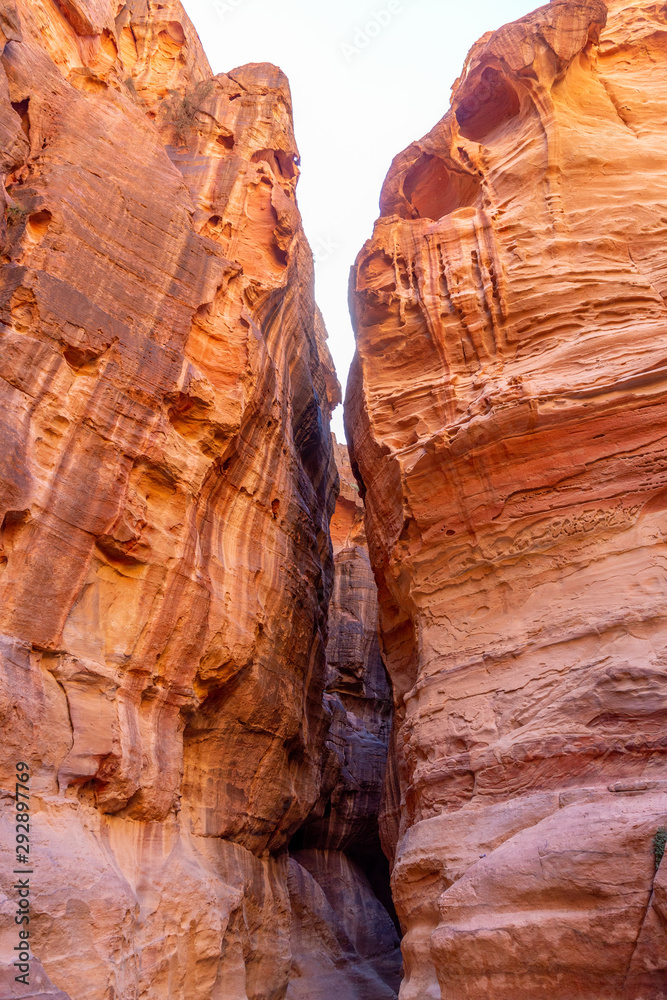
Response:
[181,0,541,438]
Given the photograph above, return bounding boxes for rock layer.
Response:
[346,1,667,997]
[0,1,403,997]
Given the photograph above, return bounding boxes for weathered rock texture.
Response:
[346,1,667,997]
[0,0,404,996]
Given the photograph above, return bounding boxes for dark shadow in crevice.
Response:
[347,835,401,936]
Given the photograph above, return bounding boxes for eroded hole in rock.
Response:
[251,147,297,179]
[166,19,186,44]
[62,342,102,372]
[402,152,480,220]
[1,508,31,558]
[26,209,52,241]
[455,65,521,142]
[11,98,30,139]
[95,533,144,568]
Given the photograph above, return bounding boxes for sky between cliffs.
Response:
[181,0,540,439]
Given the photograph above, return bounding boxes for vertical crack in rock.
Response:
[287,436,403,999]
[0,1,399,997]
[345,1,667,998]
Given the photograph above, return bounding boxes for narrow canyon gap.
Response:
[1,0,667,998]
[0,0,400,997]
[346,0,667,998]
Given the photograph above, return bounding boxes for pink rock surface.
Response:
[346,1,667,996]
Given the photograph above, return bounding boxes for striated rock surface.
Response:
[346,0,667,997]
[0,1,395,997]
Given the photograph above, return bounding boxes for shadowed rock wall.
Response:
[346,1,667,997]
[287,437,402,999]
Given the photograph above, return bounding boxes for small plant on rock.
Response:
[160,80,215,144]
[654,827,667,870]
[6,204,29,225]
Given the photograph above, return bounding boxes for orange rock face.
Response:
[346,1,667,997]
[0,1,381,996]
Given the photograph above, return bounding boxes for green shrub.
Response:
[654,827,667,870]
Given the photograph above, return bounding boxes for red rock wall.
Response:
[0,1,386,997]
[346,1,667,997]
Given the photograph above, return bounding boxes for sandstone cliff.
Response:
[346,1,667,997]
[0,1,398,996]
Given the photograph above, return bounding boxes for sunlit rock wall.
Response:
[0,1,350,996]
[346,1,667,997]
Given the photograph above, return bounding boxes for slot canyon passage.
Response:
[0,0,666,999]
